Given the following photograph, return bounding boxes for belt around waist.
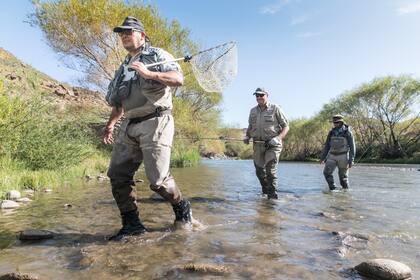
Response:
[330,151,348,155]
[128,108,171,125]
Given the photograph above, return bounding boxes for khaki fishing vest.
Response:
[329,136,349,154]
[107,46,180,119]
[247,103,288,141]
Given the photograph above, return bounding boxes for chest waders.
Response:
[248,104,286,199]
[323,136,350,190]
[107,46,192,241]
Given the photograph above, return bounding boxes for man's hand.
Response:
[103,125,115,145]
[243,137,250,145]
[348,161,353,168]
[268,137,281,146]
[320,160,325,164]
[129,61,153,79]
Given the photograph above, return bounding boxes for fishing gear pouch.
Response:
[106,64,133,107]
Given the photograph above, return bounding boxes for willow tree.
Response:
[320,76,420,159]
[30,0,223,148]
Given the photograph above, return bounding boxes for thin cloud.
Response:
[290,15,308,26]
[397,1,420,15]
[259,0,292,15]
[296,32,321,38]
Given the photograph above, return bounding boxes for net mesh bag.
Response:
[189,41,237,93]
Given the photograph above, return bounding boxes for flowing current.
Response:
[0,161,419,279]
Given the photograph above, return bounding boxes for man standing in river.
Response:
[243,87,290,199]
[320,114,356,190]
[102,16,193,240]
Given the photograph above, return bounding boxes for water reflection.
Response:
[0,161,419,279]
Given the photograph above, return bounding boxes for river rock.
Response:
[84,175,94,180]
[19,229,55,241]
[0,272,38,280]
[149,192,165,201]
[6,190,21,200]
[355,259,412,280]
[16,198,32,203]
[22,189,34,196]
[181,263,231,274]
[0,200,20,209]
[96,175,108,181]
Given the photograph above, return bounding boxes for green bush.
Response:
[15,120,94,170]
[171,141,201,167]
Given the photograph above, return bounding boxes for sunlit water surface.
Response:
[0,161,419,279]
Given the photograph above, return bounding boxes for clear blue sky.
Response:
[1,0,420,127]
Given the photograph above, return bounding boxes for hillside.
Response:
[0,47,109,120]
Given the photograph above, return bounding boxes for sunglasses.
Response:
[255,93,266,97]
[118,30,135,37]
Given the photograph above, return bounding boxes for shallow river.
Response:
[0,161,419,279]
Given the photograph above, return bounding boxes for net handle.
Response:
[144,56,191,68]
[143,41,236,68]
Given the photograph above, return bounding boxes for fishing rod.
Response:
[354,125,393,166]
[175,136,265,144]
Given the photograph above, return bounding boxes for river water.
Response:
[0,161,419,279]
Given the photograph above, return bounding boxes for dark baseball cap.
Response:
[253,87,268,95]
[113,16,145,33]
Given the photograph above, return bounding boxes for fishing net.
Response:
[188,41,238,93]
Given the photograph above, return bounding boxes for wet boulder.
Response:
[355,259,412,280]
[181,263,231,275]
[0,272,38,280]
[149,193,165,201]
[332,231,371,257]
[19,229,55,241]
[6,190,21,201]
[16,198,32,203]
[0,200,20,209]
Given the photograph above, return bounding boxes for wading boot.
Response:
[328,184,336,191]
[109,210,147,241]
[172,199,192,224]
[267,191,278,199]
[261,185,269,195]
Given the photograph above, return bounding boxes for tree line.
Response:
[282,75,420,163]
[30,0,420,163]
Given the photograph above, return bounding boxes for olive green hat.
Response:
[331,114,345,123]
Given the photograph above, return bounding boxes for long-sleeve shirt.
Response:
[246,102,288,141]
[321,124,356,163]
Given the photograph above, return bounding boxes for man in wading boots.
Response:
[320,114,356,190]
[243,88,289,199]
[103,16,193,241]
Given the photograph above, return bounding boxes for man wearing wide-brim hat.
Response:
[103,16,193,240]
[320,114,356,191]
[244,87,289,199]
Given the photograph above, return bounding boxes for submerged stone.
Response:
[355,259,412,280]
[16,198,32,203]
[149,193,165,201]
[0,200,20,209]
[182,263,231,274]
[0,272,39,280]
[19,229,55,241]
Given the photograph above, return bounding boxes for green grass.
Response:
[171,142,201,167]
[0,154,109,199]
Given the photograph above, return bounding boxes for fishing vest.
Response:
[247,103,288,141]
[106,45,181,118]
[329,126,350,155]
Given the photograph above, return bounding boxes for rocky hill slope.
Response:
[0,47,109,119]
